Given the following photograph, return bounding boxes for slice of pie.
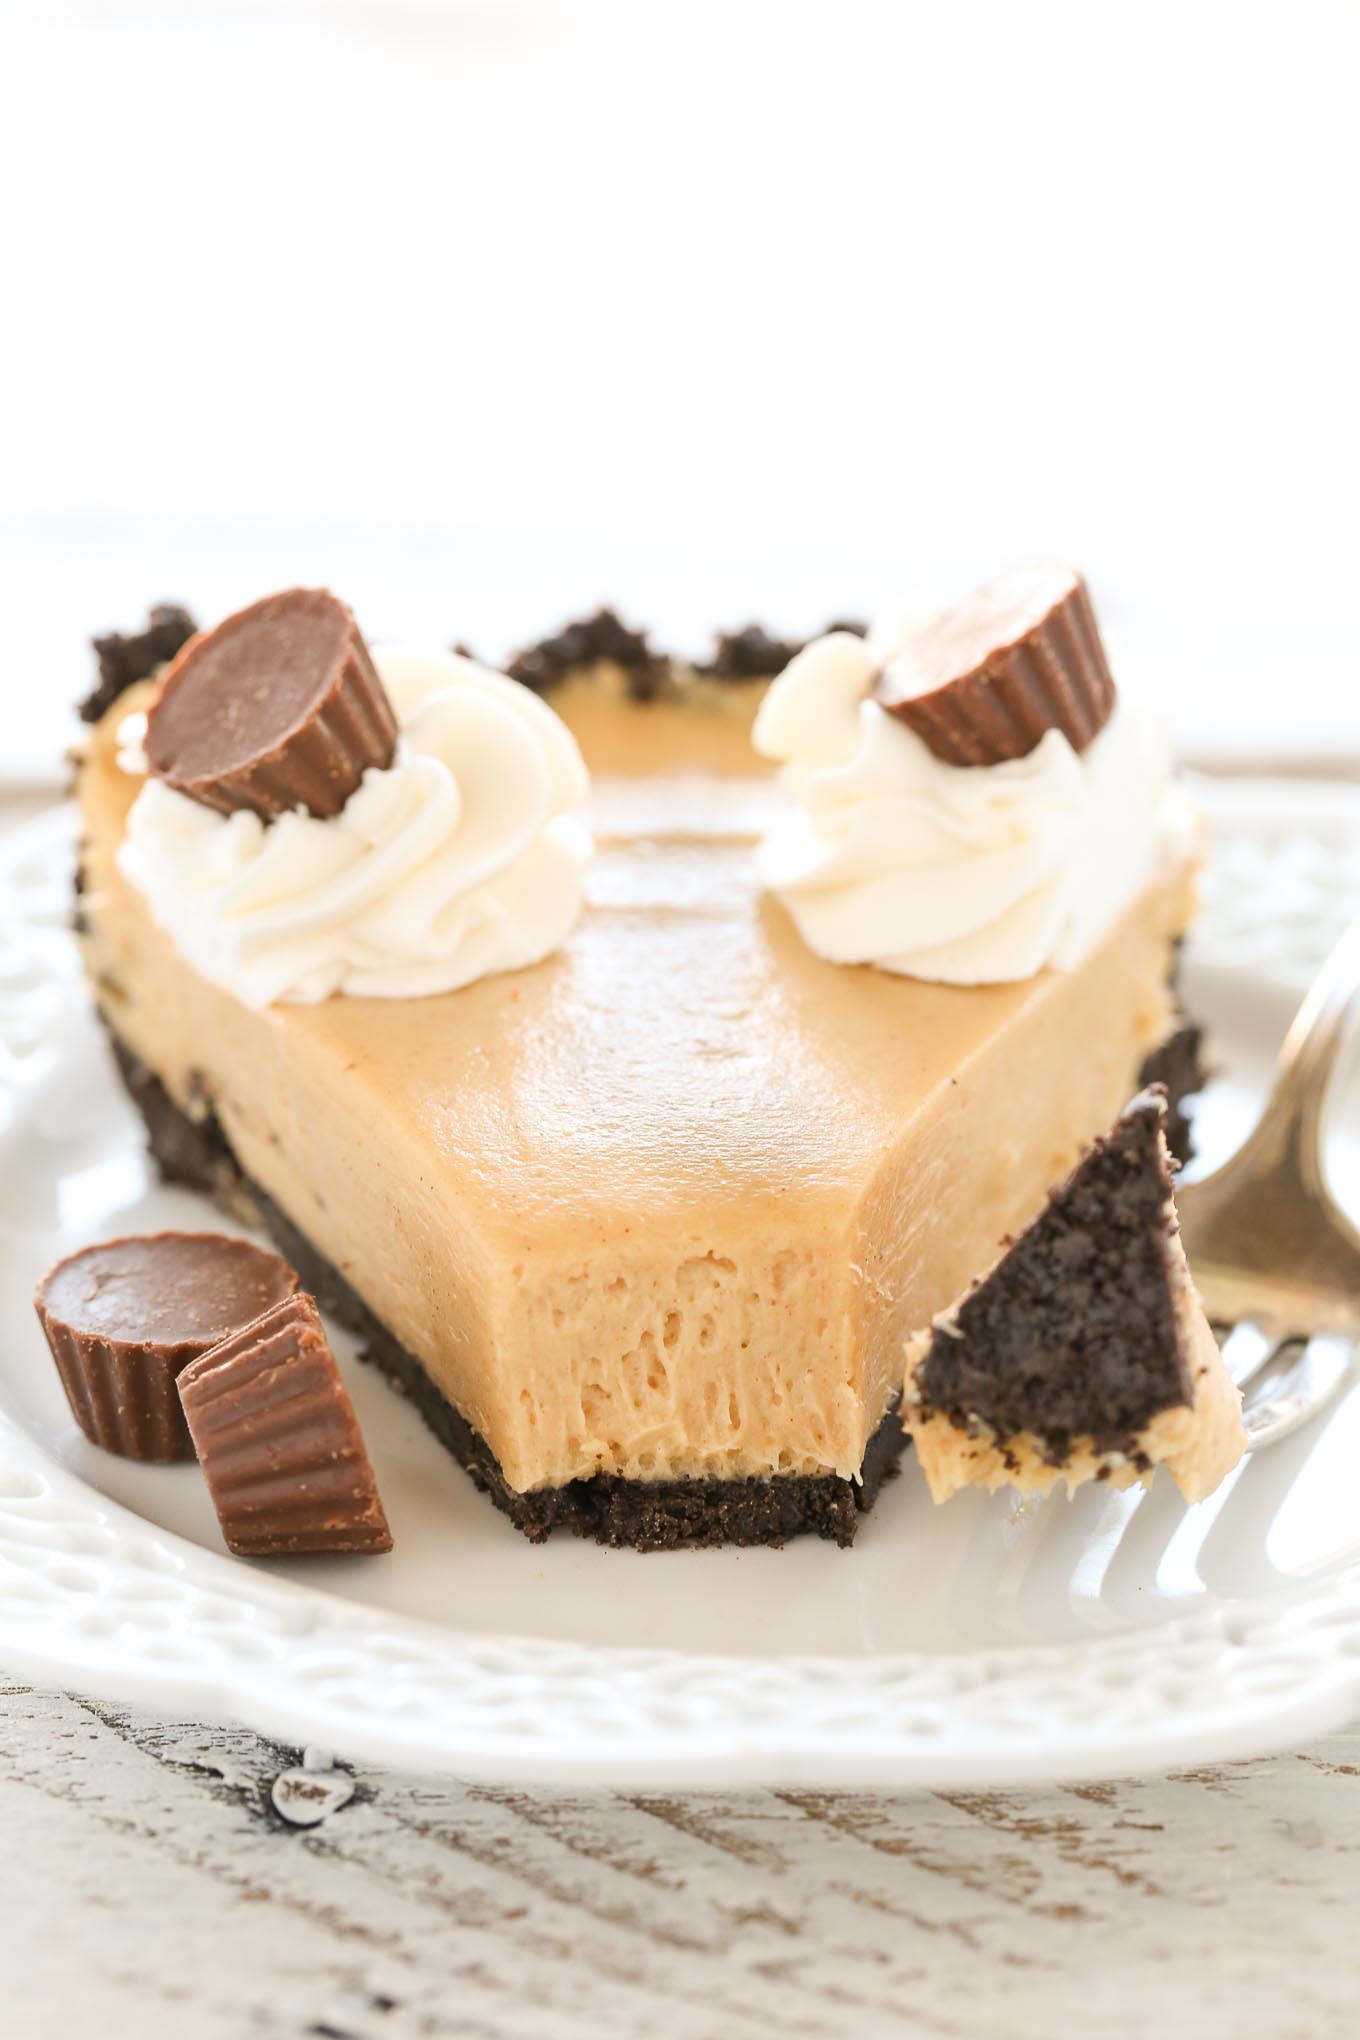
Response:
[904,1087,1246,1503]
[73,577,1206,1549]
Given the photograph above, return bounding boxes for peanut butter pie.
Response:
[73,570,1210,1548]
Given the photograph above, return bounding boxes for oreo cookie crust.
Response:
[82,605,198,723]
[904,1087,1245,1505]
[912,1089,1189,1466]
[1137,1020,1207,1167]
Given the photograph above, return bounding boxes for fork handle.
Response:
[1251,908,1360,1188]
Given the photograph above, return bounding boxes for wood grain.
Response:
[2,1683,1358,2039]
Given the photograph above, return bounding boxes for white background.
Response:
[1,0,1356,779]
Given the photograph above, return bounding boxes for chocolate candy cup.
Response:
[144,587,398,819]
[178,1292,392,1558]
[34,1233,299,1462]
[875,565,1116,766]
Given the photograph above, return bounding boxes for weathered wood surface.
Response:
[2,1683,1357,2039]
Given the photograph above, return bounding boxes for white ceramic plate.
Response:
[2,786,1360,1787]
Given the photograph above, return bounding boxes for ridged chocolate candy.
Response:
[178,1292,392,1558]
[144,588,398,819]
[874,565,1116,766]
[34,1233,299,1461]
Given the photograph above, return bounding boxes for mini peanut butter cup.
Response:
[874,565,1116,766]
[144,587,398,819]
[34,1233,299,1462]
[178,1292,392,1558]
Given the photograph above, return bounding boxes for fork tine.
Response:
[1243,1336,1355,1452]
[1218,1321,1278,1388]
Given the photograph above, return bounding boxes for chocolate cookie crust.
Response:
[504,609,870,699]
[913,1089,1190,1466]
[83,599,866,725]
[506,608,664,701]
[105,1033,904,1550]
[82,605,198,723]
[1137,1021,1206,1167]
[698,619,868,681]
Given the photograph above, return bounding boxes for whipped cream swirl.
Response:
[118,651,591,1005]
[753,631,1181,986]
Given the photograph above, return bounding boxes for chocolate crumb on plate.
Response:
[178,1291,392,1558]
[34,1232,298,1461]
[874,564,1116,766]
[144,587,398,820]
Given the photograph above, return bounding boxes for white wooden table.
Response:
[2,1681,1357,2039]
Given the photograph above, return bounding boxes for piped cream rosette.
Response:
[753,627,1185,986]
[118,650,591,1006]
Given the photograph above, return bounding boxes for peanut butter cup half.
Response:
[178,1291,392,1558]
[34,1232,299,1461]
[144,587,398,819]
[874,564,1116,766]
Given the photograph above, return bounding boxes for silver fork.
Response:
[1177,911,1360,1450]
